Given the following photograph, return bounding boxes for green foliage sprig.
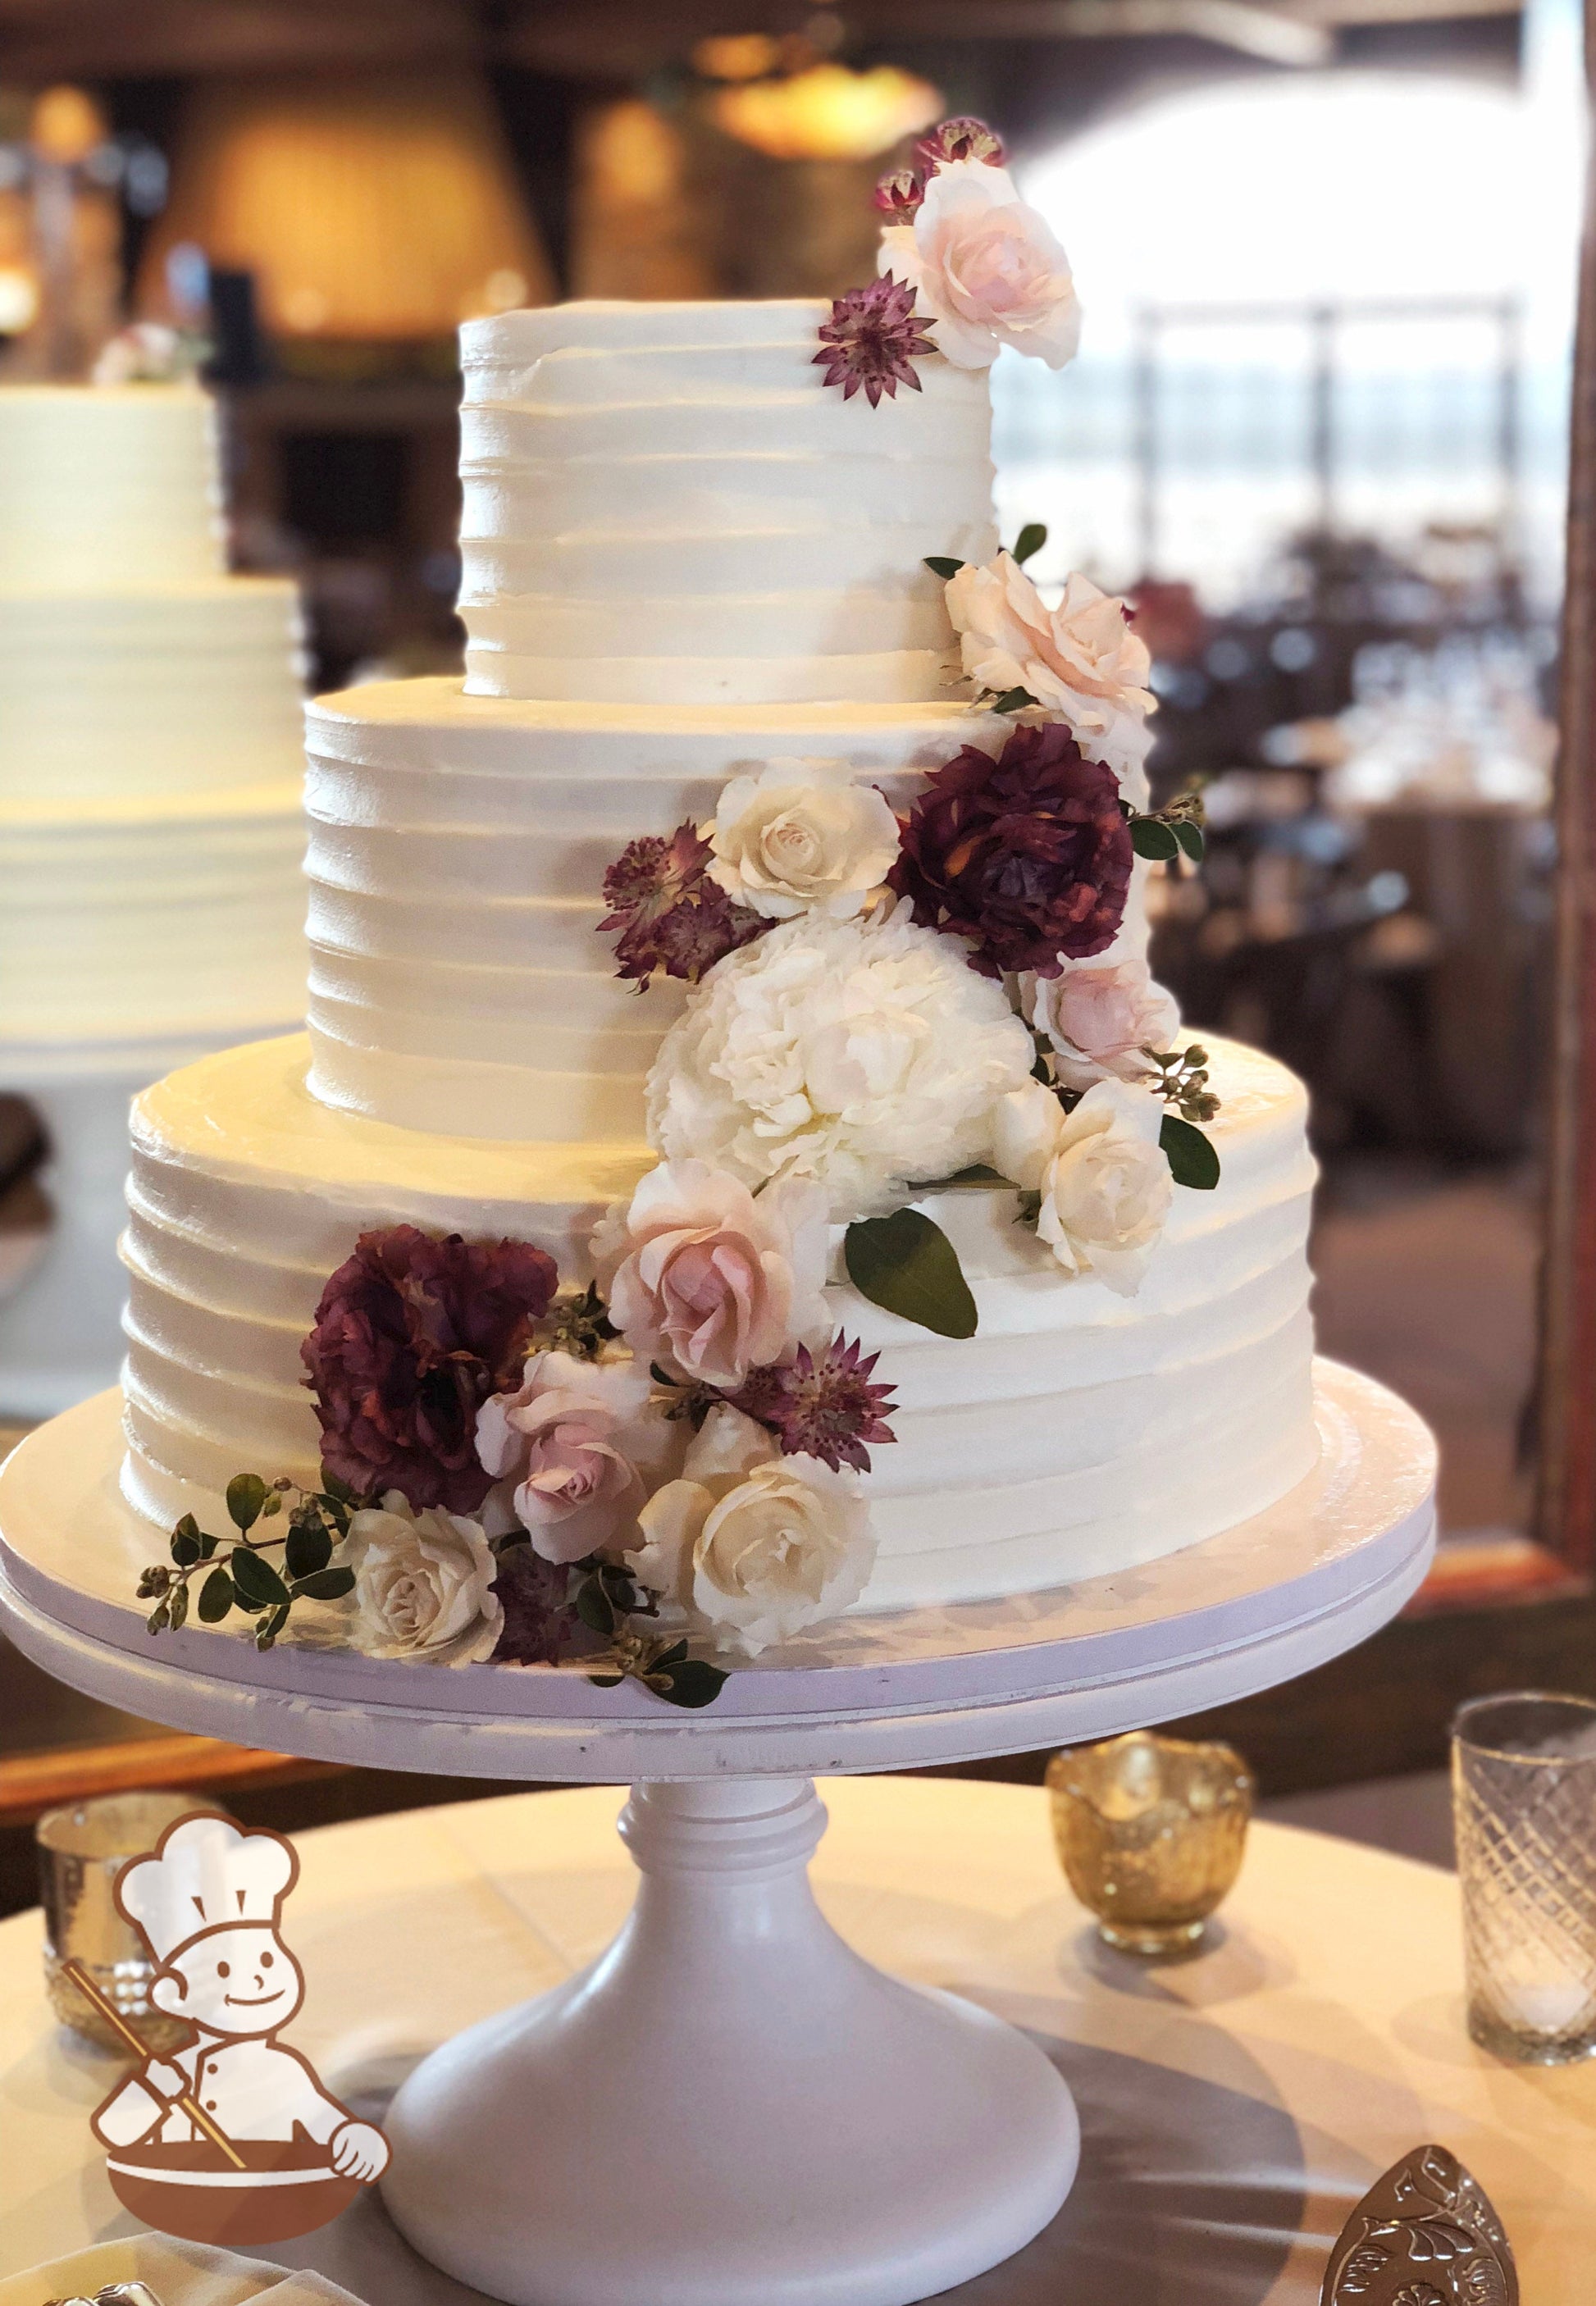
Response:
[574,1558,729,1709]
[1123,783,1207,867]
[138,1471,363,1652]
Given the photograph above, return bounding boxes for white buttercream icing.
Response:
[457,301,998,706]
[0,385,223,587]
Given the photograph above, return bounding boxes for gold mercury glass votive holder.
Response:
[38,1789,232,2053]
[1047,1730,1256,1955]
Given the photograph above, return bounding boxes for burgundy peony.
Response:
[729,1333,898,1474]
[490,1543,576,1666]
[888,722,1133,978]
[303,1225,559,1514]
[813,275,937,408]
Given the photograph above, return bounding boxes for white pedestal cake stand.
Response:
[0,1360,1434,2306]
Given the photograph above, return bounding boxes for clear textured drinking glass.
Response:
[1046,1729,1254,1955]
[38,1789,230,2053]
[1452,1691,1596,2064]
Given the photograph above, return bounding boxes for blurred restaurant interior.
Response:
[0,0,1589,1902]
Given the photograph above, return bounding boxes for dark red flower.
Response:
[889,722,1133,978]
[600,823,765,984]
[729,1334,898,1474]
[490,1543,575,1666]
[873,165,924,221]
[813,275,937,409]
[303,1226,558,1514]
[914,116,1005,170]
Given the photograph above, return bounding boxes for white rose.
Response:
[645,906,1035,1220]
[879,159,1080,371]
[1022,961,1179,1091]
[345,1492,502,1666]
[944,558,1155,782]
[627,1406,874,1658]
[705,759,901,922]
[591,1160,829,1391]
[994,1078,1172,1297]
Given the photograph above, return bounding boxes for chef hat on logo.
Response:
[116,1814,299,1966]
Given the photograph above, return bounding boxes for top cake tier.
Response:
[0,385,225,590]
[458,301,998,709]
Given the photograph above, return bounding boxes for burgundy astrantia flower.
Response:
[914,116,1005,170]
[813,275,937,409]
[303,1225,558,1514]
[873,164,924,221]
[490,1543,575,1666]
[729,1334,899,1474]
[599,822,765,985]
[889,722,1133,979]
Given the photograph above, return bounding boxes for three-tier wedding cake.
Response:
[0,381,308,1417]
[118,135,1320,1688]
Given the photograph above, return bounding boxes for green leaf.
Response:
[650,1659,730,1709]
[173,1512,200,1543]
[923,554,964,579]
[650,1639,690,1671]
[198,1529,221,1560]
[1173,818,1206,863]
[145,1601,171,1636]
[285,1518,333,1580]
[255,1603,290,1652]
[170,1528,202,1568]
[575,1575,617,1638]
[260,1492,283,1518]
[844,1210,978,1339]
[226,1473,268,1532]
[934,1163,1009,1188]
[1129,817,1180,863]
[587,1673,626,1689]
[1160,1113,1221,1191]
[1012,521,1047,566]
[991,686,1037,715]
[230,1547,290,1610]
[293,1565,356,1602]
[198,1567,235,1623]
[320,1470,363,1506]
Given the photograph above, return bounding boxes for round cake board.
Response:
[0,1361,1435,2306]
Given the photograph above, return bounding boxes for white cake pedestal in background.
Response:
[0,1360,1435,2306]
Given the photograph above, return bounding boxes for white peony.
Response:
[1022,960,1179,1092]
[705,759,901,922]
[944,557,1155,781]
[645,906,1035,1219]
[879,159,1080,371]
[627,1405,874,1658]
[993,1077,1173,1296]
[345,1492,502,1666]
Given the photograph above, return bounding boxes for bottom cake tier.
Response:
[118,1032,1320,1613]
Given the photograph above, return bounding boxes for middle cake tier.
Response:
[304,677,1154,1143]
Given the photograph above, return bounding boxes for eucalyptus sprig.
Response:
[573,1558,729,1710]
[1146,1043,1220,1126]
[1123,783,1207,867]
[540,1281,618,1361]
[138,1470,363,1652]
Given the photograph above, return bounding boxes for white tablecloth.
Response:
[0,1778,1590,2300]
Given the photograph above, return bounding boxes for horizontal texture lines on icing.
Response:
[456,301,996,705]
[0,385,223,588]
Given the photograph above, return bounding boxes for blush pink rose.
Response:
[879,159,1080,371]
[943,558,1156,783]
[591,1160,830,1391]
[1023,962,1180,1092]
[475,1351,661,1564]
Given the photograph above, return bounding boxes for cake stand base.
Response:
[381,1775,1078,2306]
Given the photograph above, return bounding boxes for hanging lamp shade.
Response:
[137,68,553,341]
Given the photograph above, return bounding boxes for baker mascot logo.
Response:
[85,1813,389,2244]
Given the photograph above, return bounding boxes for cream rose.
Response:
[994,1077,1173,1296]
[1023,961,1179,1092]
[592,1160,829,1392]
[346,1492,502,1666]
[879,158,1080,371]
[475,1350,667,1565]
[705,759,901,922]
[944,558,1155,784]
[627,1406,874,1658]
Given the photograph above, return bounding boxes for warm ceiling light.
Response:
[712,62,941,162]
[30,85,108,167]
[137,69,553,341]
[0,264,39,332]
[693,33,783,81]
